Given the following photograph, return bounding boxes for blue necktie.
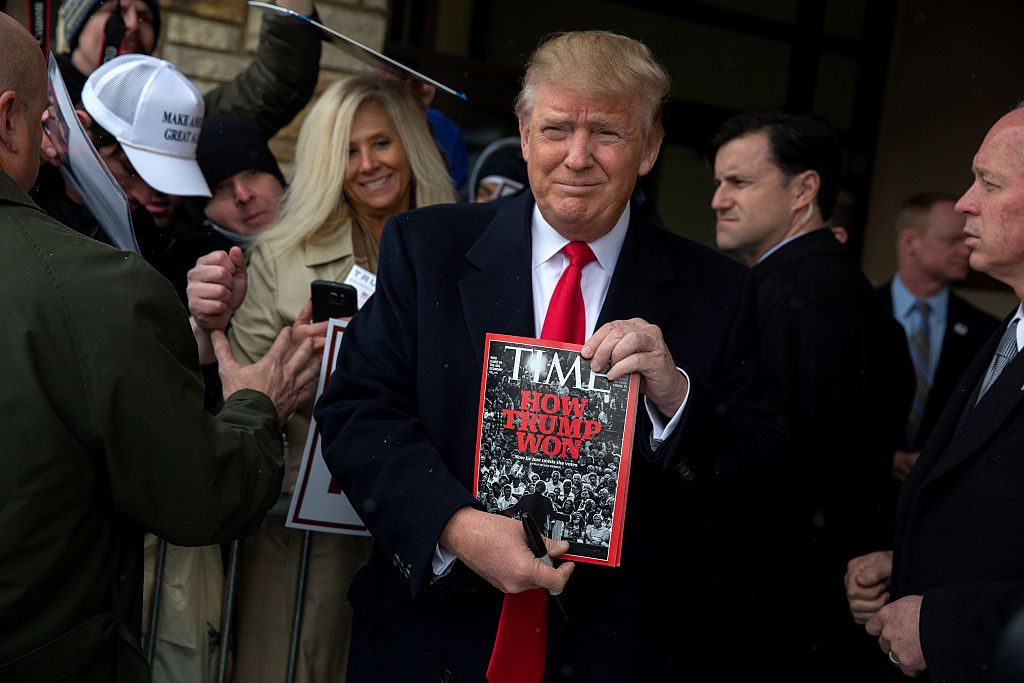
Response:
[906,301,932,446]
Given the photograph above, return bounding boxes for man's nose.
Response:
[234,179,254,204]
[123,6,140,32]
[563,130,592,170]
[710,185,730,211]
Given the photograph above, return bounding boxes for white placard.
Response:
[343,265,376,309]
[285,319,370,536]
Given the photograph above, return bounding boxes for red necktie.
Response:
[541,241,597,343]
[486,240,596,683]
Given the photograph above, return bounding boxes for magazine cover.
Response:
[473,334,640,566]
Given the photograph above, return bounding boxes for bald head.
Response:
[954,106,1024,295]
[0,13,47,190]
[0,14,47,107]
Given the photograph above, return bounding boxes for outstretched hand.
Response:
[213,327,318,423]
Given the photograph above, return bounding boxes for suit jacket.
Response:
[892,311,1024,682]
[754,231,914,556]
[877,280,999,451]
[747,231,914,680]
[315,191,790,681]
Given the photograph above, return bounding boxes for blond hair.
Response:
[514,31,670,145]
[260,74,455,261]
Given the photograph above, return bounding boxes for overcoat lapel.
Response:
[597,210,677,330]
[458,193,536,366]
[458,196,677,367]
[916,315,1024,487]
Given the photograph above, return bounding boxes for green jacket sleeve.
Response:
[67,243,285,546]
[203,8,323,139]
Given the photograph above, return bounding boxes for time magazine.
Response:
[472,334,640,566]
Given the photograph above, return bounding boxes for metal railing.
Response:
[142,501,313,683]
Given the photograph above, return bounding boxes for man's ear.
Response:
[519,116,530,163]
[792,169,821,210]
[898,227,917,253]
[638,123,664,178]
[0,91,21,153]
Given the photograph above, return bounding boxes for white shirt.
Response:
[755,230,811,264]
[531,204,628,336]
[529,204,689,438]
[1009,304,1024,352]
[433,204,691,577]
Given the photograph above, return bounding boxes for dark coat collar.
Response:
[753,228,849,278]
[915,311,1024,487]
[0,170,40,211]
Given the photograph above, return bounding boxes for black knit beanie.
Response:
[196,115,285,190]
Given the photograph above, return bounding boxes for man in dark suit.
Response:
[315,31,788,682]
[877,193,999,483]
[846,106,1024,680]
[710,110,914,679]
[502,481,567,537]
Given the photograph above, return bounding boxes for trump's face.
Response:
[520,84,661,241]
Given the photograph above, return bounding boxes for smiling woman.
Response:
[257,74,454,272]
[342,99,413,240]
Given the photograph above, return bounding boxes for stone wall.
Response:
[155,0,389,177]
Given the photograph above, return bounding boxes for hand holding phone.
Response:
[311,280,358,322]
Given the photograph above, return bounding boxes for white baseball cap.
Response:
[82,54,211,197]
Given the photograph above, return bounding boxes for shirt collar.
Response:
[1012,303,1024,352]
[531,203,630,272]
[755,230,811,265]
[892,273,949,321]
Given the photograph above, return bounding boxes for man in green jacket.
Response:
[0,15,315,681]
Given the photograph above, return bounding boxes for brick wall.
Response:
[155,0,389,178]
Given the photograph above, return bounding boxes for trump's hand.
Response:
[439,507,574,594]
[582,318,687,418]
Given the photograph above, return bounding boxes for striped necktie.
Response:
[905,301,932,447]
[977,319,1020,404]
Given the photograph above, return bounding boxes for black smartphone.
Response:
[311,280,358,322]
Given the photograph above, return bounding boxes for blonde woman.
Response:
[190,73,454,682]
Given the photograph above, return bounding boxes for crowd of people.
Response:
[3,3,1024,682]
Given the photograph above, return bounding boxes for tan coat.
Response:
[230,226,355,491]
[227,224,370,683]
